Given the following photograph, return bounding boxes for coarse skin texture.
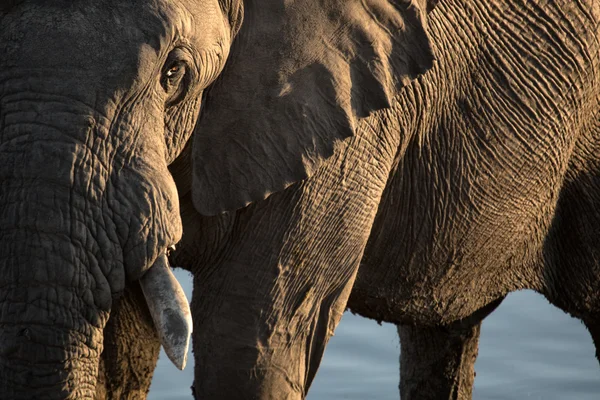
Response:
[1,1,599,400]
[95,284,160,400]
[347,1,600,396]
[0,0,230,398]
[176,0,600,399]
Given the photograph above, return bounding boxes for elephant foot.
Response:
[397,298,503,400]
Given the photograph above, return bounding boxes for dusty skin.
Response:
[0,0,599,399]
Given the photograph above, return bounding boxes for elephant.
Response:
[1,1,599,400]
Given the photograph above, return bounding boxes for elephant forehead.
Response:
[0,0,223,80]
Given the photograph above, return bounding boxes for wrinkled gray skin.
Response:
[0,0,222,398]
[1,1,599,400]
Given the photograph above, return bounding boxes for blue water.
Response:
[148,270,600,399]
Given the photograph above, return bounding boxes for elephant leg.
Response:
[96,283,161,400]
[398,322,480,400]
[397,298,503,400]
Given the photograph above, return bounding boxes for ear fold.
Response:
[193,0,436,215]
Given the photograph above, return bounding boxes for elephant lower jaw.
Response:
[139,253,192,370]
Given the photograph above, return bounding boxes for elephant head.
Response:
[0,0,234,397]
[0,0,435,397]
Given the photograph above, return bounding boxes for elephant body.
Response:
[181,0,600,398]
[1,0,599,399]
[351,0,600,325]
[348,2,600,395]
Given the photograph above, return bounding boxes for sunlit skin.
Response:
[0,0,599,399]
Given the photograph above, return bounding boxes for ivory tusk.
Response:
[140,253,193,370]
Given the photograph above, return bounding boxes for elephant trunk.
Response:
[190,249,355,399]
[0,227,106,397]
[0,91,189,396]
[0,304,104,399]
[0,143,110,397]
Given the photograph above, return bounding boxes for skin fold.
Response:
[0,1,598,400]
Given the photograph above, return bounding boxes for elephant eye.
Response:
[161,49,192,107]
[166,64,183,78]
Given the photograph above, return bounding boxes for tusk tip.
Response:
[159,307,193,370]
[139,254,193,371]
[165,339,189,370]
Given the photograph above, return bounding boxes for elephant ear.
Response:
[193,0,436,215]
